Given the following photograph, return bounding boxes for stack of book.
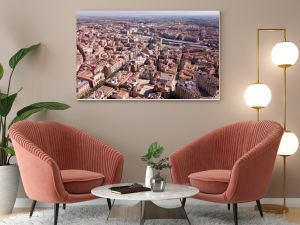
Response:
[110,184,151,194]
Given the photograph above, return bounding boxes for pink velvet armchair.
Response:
[169,120,283,225]
[9,120,124,225]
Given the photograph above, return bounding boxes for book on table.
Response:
[110,183,151,194]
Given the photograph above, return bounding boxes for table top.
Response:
[91,183,199,201]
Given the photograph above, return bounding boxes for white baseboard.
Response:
[14,197,300,208]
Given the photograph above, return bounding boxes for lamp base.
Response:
[254,204,288,214]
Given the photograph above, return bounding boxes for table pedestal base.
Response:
[107,200,191,225]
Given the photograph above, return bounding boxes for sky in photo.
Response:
[77,11,219,18]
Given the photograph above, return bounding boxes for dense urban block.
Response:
[76,11,220,100]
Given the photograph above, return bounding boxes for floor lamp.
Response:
[270,36,299,213]
[244,28,299,214]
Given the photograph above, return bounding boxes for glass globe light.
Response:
[278,131,299,156]
[244,83,272,108]
[271,42,299,67]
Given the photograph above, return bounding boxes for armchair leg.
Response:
[107,198,112,210]
[29,200,37,217]
[227,204,230,210]
[181,198,187,207]
[63,204,66,210]
[54,204,59,225]
[256,200,264,217]
[233,203,238,225]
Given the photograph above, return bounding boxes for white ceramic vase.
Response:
[145,165,153,188]
[0,165,20,215]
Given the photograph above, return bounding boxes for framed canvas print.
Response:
[76,11,220,100]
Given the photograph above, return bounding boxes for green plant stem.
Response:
[7,68,15,95]
[0,149,2,166]
[0,68,15,165]
[1,117,7,165]
[0,116,4,165]
[0,117,3,165]
[0,116,2,134]
[7,155,12,165]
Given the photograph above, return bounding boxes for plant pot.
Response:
[0,165,20,215]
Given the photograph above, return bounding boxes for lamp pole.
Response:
[254,28,289,214]
[282,155,287,207]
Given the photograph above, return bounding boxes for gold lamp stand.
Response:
[254,28,291,214]
[258,155,289,214]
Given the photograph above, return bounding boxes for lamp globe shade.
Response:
[271,42,299,67]
[277,131,299,156]
[244,83,272,108]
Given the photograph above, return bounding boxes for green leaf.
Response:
[0,92,8,99]
[17,102,70,116]
[9,43,41,69]
[10,108,43,126]
[2,146,15,156]
[141,142,164,164]
[0,64,3,80]
[0,92,18,116]
[141,154,151,162]
[148,142,164,158]
[9,102,70,128]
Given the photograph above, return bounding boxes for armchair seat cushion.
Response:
[188,170,231,194]
[61,170,105,194]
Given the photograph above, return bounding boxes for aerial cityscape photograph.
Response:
[76,11,220,100]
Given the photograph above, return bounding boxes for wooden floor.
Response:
[281,208,300,224]
[1,207,300,224]
[0,208,29,220]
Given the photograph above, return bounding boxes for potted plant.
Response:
[141,142,171,191]
[0,43,70,215]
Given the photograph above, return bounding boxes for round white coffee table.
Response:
[92,183,199,225]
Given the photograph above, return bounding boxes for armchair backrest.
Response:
[9,121,80,170]
[210,120,282,170]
